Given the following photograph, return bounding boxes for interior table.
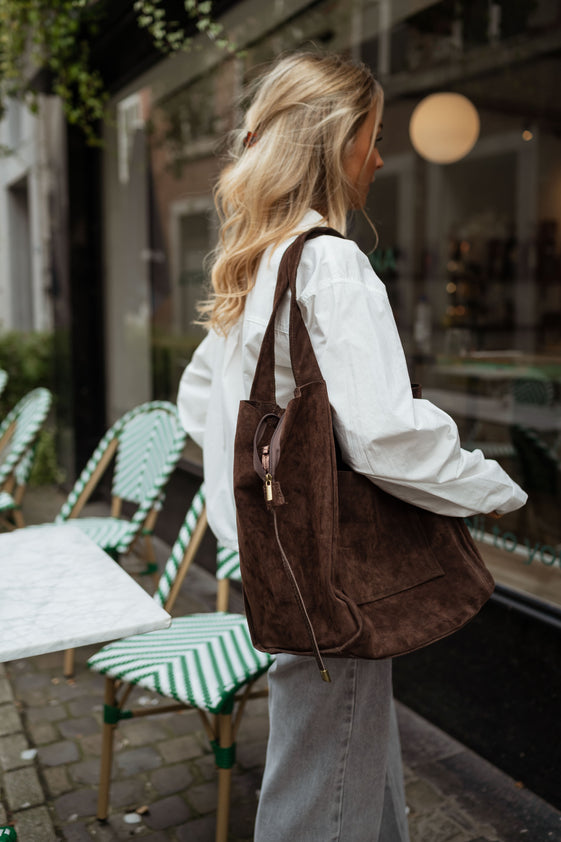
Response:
[0,524,171,662]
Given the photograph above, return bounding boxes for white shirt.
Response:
[178,210,527,550]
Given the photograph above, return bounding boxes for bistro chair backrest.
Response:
[13,447,34,487]
[0,388,52,486]
[56,401,187,679]
[512,377,554,407]
[112,408,181,508]
[153,484,207,610]
[56,400,186,528]
[153,486,243,617]
[510,424,559,495]
[216,545,242,582]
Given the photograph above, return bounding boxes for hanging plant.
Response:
[133,0,235,54]
[0,0,234,146]
[0,0,107,145]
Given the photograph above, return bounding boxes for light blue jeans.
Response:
[254,654,410,842]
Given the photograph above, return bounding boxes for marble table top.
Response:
[0,524,171,662]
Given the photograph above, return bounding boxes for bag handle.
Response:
[250,227,345,403]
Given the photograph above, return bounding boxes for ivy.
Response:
[133,0,236,54]
[0,0,235,146]
[0,0,107,145]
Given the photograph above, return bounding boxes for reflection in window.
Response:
[108,0,561,607]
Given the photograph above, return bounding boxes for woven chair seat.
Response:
[56,517,138,553]
[88,612,273,714]
[0,492,15,511]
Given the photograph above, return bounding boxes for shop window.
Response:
[151,198,214,402]
[105,0,561,609]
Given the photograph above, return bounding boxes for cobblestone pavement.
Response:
[1,487,561,841]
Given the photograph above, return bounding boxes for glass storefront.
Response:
[104,0,561,609]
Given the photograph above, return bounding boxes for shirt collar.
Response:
[298,209,328,230]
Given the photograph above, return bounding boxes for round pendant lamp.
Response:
[409,92,480,164]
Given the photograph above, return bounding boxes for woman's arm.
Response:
[298,239,527,518]
[177,332,217,448]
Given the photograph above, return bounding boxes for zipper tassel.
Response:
[272,509,331,683]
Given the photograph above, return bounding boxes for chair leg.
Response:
[12,508,25,528]
[63,648,75,678]
[98,677,118,821]
[143,533,160,587]
[216,579,230,613]
[138,507,160,581]
[215,713,233,842]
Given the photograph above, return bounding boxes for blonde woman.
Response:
[178,53,526,841]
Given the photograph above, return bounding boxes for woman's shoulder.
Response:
[302,228,363,263]
[298,230,386,297]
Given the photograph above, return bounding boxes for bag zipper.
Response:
[254,413,285,504]
[252,411,331,681]
[261,445,274,502]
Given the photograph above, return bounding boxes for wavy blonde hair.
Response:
[200,52,383,334]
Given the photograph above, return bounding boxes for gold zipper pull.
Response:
[265,473,273,502]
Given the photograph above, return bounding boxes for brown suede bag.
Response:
[233,228,494,680]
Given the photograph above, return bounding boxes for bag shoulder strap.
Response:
[250,227,345,403]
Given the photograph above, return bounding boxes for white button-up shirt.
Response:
[178,210,527,550]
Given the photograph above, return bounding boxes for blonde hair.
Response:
[200,52,383,334]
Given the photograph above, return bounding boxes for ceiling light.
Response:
[409,93,480,164]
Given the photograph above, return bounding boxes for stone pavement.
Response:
[1,486,561,842]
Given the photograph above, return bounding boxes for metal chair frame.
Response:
[88,487,273,842]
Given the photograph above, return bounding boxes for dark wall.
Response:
[66,127,106,473]
[393,593,561,809]
[61,0,237,478]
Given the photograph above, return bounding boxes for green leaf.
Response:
[0,0,236,142]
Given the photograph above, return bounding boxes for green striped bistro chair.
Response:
[0,388,52,530]
[510,424,559,495]
[87,485,274,842]
[54,400,186,676]
[0,826,17,840]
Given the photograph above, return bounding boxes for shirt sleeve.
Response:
[177,332,217,448]
[297,239,528,518]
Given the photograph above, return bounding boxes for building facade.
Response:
[95,0,561,806]
[0,97,61,335]
[103,0,561,613]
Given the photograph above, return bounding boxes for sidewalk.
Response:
[1,486,560,841]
